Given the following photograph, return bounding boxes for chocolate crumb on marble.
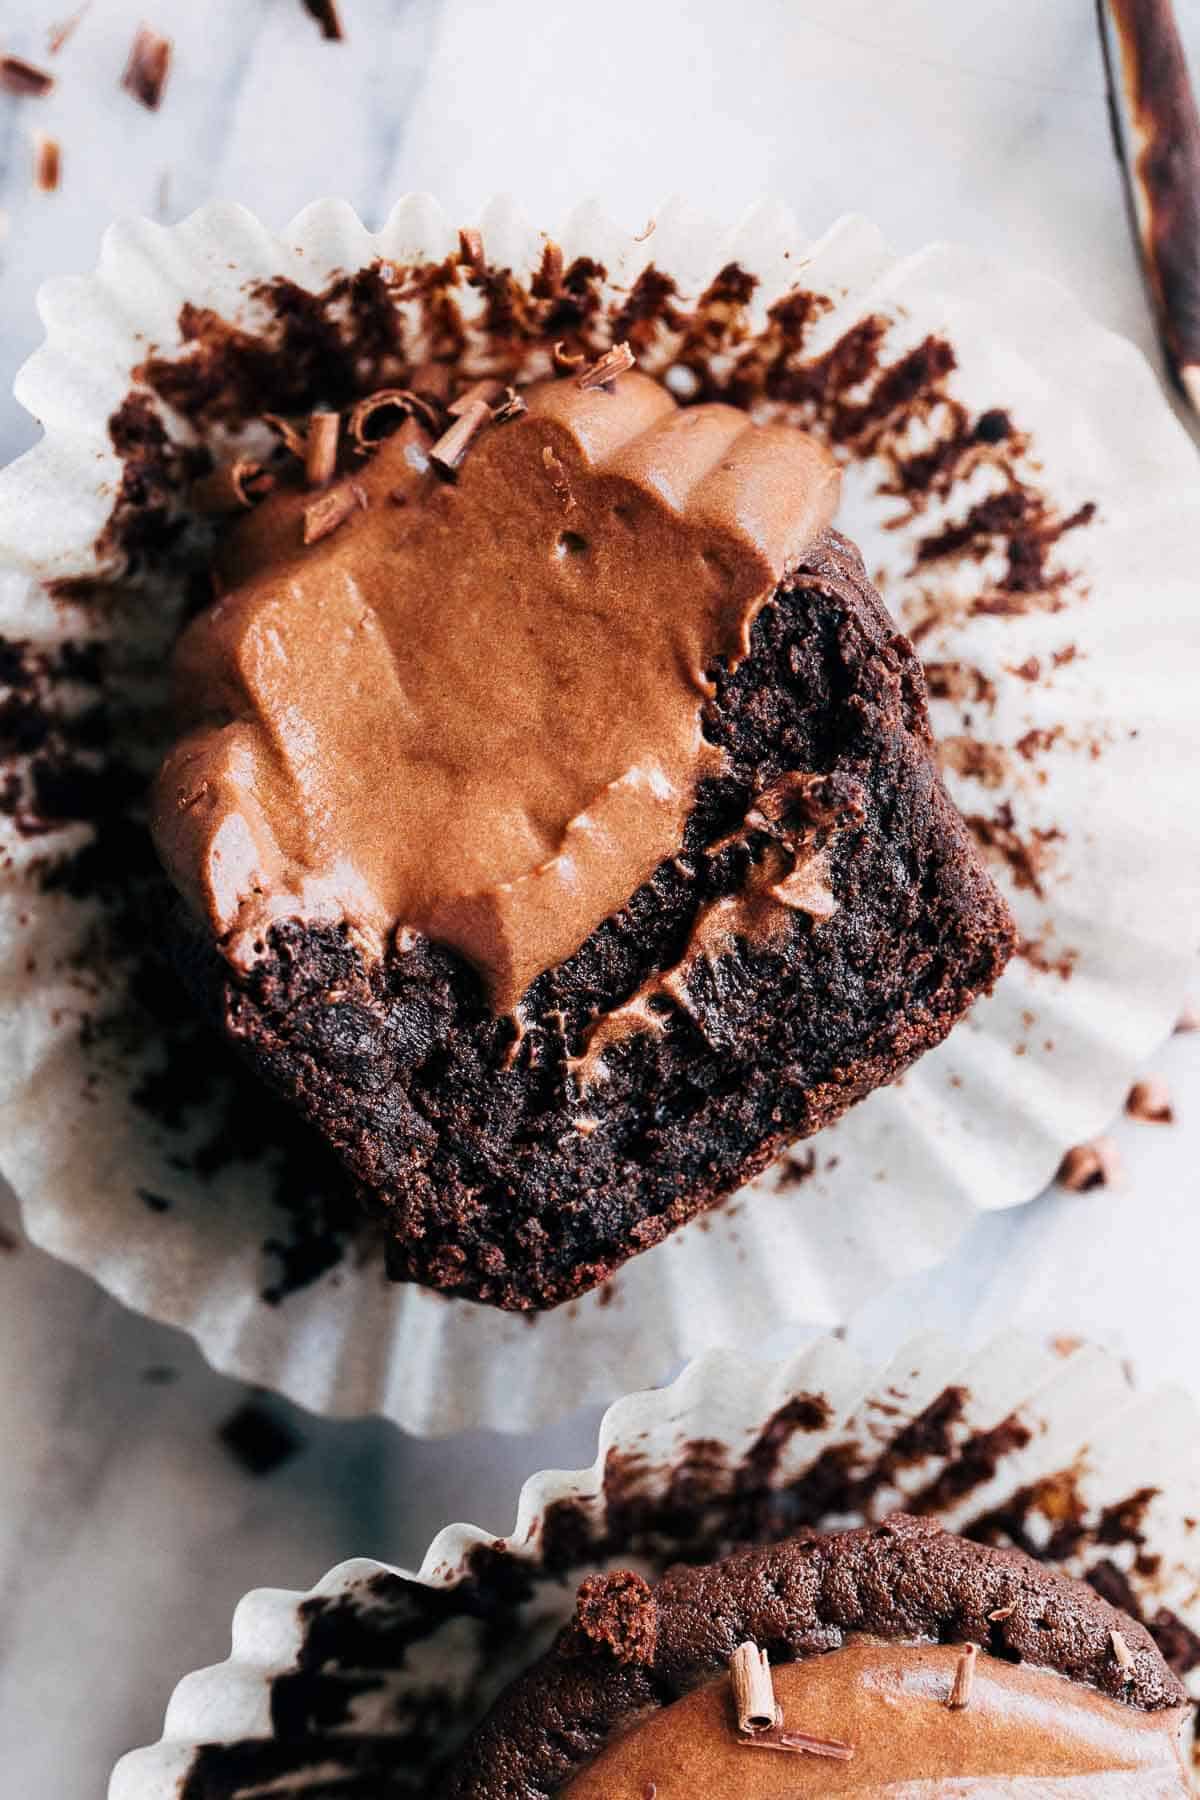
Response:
[301,0,344,38]
[0,55,55,97]
[218,1400,302,1476]
[1126,1077,1175,1123]
[1056,1137,1122,1192]
[32,130,59,191]
[121,24,171,111]
[48,4,90,54]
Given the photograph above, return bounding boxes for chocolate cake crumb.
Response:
[1126,1077,1174,1123]
[0,56,55,97]
[218,1400,302,1476]
[570,1570,657,1665]
[1056,1137,1121,1192]
[121,25,171,110]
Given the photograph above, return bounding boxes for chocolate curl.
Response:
[302,482,366,545]
[262,413,309,460]
[429,399,492,477]
[729,1641,776,1735]
[947,1642,978,1709]
[304,410,340,487]
[192,458,274,514]
[448,378,504,417]
[739,1729,856,1761]
[1098,0,1200,410]
[577,341,636,390]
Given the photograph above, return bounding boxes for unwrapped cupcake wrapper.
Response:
[108,1330,1200,1796]
[1,197,1200,1434]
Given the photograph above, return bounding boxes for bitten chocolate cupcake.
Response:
[445,1516,1192,1795]
[151,355,1015,1311]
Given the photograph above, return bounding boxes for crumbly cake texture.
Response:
[170,525,1015,1311]
[444,1515,1187,1797]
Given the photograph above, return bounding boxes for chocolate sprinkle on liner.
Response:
[578,340,636,389]
[429,398,492,476]
[1056,1136,1122,1192]
[448,377,504,417]
[191,457,274,513]
[947,1641,978,1709]
[0,55,55,97]
[301,0,344,39]
[48,3,90,54]
[303,409,339,487]
[31,130,59,191]
[1126,1077,1174,1123]
[301,480,365,544]
[121,24,171,110]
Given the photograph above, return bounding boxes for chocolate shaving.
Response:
[300,0,343,38]
[304,409,339,487]
[457,227,485,274]
[1056,1136,1121,1192]
[448,377,504,417]
[729,1641,776,1734]
[1111,1628,1136,1681]
[347,389,423,449]
[634,217,657,243]
[988,1602,1017,1622]
[535,239,564,297]
[541,443,575,508]
[32,130,59,191]
[192,458,274,513]
[552,339,586,371]
[947,1641,978,1709]
[262,412,310,460]
[121,24,171,110]
[739,1727,856,1761]
[1098,0,1200,410]
[577,340,636,389]
[301,481,365,544]
[491,385,527,424]
[48,4,90,54]
[429,398,492,476]
[0,56,55,97]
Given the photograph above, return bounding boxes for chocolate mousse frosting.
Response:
[152,371,840,1015]
[445,1517,1190,1796]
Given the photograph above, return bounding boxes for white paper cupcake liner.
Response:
[108,1330,1200,1796]
[1,197,1199,1435]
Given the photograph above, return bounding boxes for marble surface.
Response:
[0,1,1197,1794]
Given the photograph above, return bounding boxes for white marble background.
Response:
[0,1,1197,1794]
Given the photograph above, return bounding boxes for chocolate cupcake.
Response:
[446,1516,1192,1795]
[151,357,1014,1311]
